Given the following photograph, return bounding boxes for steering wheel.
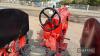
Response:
[39,7,61,32]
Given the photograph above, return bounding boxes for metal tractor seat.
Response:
[80,18,100,56]
[0,9,29,48]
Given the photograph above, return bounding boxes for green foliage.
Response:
[88,0,100,6]
[72,0,76,4]
[61,0,72,4]
[63,0,67,2]
[71,0,100,6]
[41,0,50,2]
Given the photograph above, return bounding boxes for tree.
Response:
[80,0,100,6]
[65,0,73,3]
[88,0,100,6]
[60,0,73,5]
[72,0,83,4]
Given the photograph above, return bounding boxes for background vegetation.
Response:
[19,0,100,6]
[67,0,100,6]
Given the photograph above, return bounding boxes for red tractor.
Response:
[38,6,71,56]
[0,9,30,56]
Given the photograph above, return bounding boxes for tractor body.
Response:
[39,6,71,56]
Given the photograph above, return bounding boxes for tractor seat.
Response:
[0,9,29,48]
[81,18,100,56]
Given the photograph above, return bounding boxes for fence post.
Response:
[87,5,89,11]
[41,2,43,7]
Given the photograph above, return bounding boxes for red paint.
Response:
[41,6,71,52]
[0,36,26,56]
